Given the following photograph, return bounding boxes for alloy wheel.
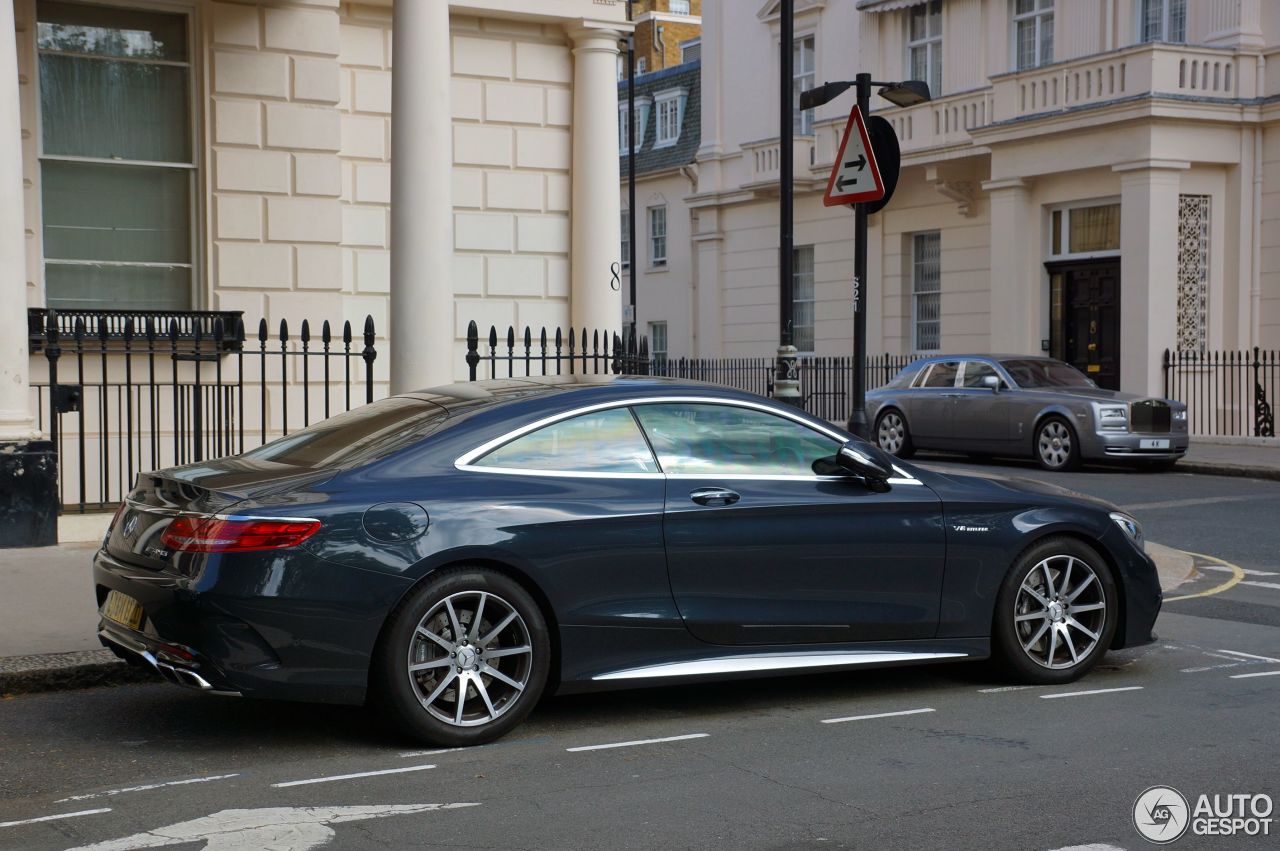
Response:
[878,412,906,455]
[407,591,533,728]
[1038,421,1073,469]
[1013,554,1107,670]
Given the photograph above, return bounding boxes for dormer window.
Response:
[653,88,688,148]
[618,96,652,155]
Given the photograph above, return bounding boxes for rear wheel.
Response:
[993,537,1117,685]
[1035,416,1080,471]
[874,409,915,459]
[372,567,550,746]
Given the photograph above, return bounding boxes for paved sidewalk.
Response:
[0,539,1198,697]
[1180,439,1280,480]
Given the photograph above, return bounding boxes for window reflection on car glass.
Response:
[633,403,839,476]
[1001,359,1092,388]
[961,361,999,387]
[920,361,959,387]
[242,397,447,468]
[479,407,659,473]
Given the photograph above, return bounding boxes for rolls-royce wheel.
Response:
[372,566,551,746]
[1035,416,1081,471]
[874,409,916,459]
[993,537,1118,685]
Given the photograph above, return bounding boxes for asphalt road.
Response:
[1,459,1278,851]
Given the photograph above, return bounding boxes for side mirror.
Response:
[982,375,1001,392]
[835,442,893,488]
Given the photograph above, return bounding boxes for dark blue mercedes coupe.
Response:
[94,376,1161,746]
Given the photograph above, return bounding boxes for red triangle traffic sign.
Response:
[823,105,885,207]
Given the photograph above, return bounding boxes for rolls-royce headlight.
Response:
[1173,408,1187,421]
[1110,512,1144,552]
[1097,406,1128,431]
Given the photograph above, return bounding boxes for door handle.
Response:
[690,487,740,506]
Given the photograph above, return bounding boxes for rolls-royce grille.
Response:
[1130,400,1171,433]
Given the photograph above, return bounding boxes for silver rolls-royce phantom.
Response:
[865,355,1189,471]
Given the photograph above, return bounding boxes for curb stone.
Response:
[0,649,156,696]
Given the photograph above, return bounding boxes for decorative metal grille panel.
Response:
[1176,194,1210,352]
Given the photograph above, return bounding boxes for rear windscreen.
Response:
[241,397,448,468]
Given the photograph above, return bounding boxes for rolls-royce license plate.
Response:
[1139,438,1171,450]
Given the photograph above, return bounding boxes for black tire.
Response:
[1034,416,1081,471]
[874,408,916,459]
[993,537,1118,685]
[372,566,551,747]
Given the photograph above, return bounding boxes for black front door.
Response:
[1049,260,1121,390]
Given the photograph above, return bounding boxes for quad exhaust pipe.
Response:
[99,629,239,696]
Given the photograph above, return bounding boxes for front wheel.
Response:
[993,537,1118,685]
[372,567,551,746]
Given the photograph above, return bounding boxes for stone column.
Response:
[389,0,455,392]
[1116,160,1187,395]
[0,1,55,546]
[983,177,1039,354]
[0,1,33,443]
[567,25,624,336]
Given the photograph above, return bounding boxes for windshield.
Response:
[241,397,448,468]
[1000,359,1094,389]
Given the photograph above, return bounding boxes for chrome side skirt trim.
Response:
[592,650,968,681]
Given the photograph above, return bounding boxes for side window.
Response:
[960,361,999,388]
[633,403,840,476]
[477,408,658,474]
[919,361,959,388]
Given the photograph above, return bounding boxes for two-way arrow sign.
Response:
[823,105,884,207]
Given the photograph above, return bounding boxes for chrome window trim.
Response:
[455,395,924,486]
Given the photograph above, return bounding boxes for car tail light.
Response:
[160,515,321,553]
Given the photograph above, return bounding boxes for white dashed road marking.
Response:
[56,774,240,803]
[399,748,466,758]
[1045,844,1126,851]
[1216,648,1280,664]
[1230,669,1280,679]
[1198,563,1277,577]
[0,808,111,829]
[978,685,1037,693]
[272,764,436,788]
[566,733,708,752]
[1041,686,1144,700]
[1241,580,1280,592]
[821,708,936,724]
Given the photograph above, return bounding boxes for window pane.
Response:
[1142,0,1162,42]
[1017,19,1035,70]
[920,361,958,387]
[793,245,814,353]
[910,45,927,84]
[1040,15,1054,63]
[961,361,998,388]
[634,403,838,476]
[37,1,187,61]
[1015,0,1035,14]
[39,55,190,162]
[1170,0,1185,42]
[45,262,190,312]
[909,4,925,41]
[42,160,190,263]
[1068,204,1120,253]
[930,42,942,98]
[928,0,942,36]
[480,408,658,473]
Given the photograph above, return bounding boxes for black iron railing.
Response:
[1163,347,1277,437]
[464,321,914,422]
[32,309,379,513]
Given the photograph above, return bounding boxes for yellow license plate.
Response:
[102,590,144,631]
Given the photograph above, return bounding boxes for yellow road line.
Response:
[1163,550,1246,602]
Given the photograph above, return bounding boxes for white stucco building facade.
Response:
[664,0,1280,398]
[0,0,630,540]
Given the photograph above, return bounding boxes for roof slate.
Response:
[618,60,701,176]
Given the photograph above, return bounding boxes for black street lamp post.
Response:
[799,76,930,436]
